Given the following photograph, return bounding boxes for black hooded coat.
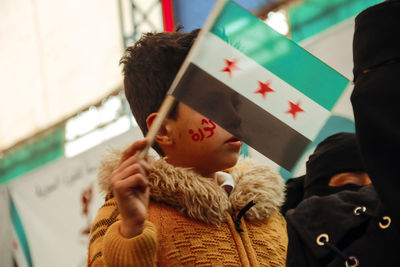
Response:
[286,1,400,266]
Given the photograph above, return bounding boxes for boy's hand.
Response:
[109,138,151,238]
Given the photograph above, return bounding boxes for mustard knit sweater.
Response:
[88,153,288,267]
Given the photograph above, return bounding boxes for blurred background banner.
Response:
[288,0,383,43]
[0,0,124,152]
[7,127,144,267]
[0,0,383,266]
[171,0,277,31]
[0,187,13,267]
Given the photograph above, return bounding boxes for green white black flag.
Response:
[168,0,349,171]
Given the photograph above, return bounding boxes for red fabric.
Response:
[161,0,175,32]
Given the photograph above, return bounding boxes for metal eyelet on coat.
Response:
[353,206,366,215]
[316,233,356,266]
[316,233,329,246]
[379,216,391,229]
[345,256,359,267]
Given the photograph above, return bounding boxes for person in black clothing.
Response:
[286,1,400,266]
[281,175,305,215]
[302,132,371,199]
[285,132,377,266]
[351,0,400,231]
[281,132,370,215]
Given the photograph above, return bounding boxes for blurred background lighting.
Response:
[265,10,289,36]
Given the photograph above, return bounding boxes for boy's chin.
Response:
[217,155,240,171]
[195,157,239,178]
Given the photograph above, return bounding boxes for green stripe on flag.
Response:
[210,1,349,111]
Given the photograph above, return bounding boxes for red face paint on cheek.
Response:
[202,119,216,138]
[188,118,217,142]
[188,129,201,141]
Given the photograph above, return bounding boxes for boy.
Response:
[87,29,287,266]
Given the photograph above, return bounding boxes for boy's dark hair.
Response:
[120,29,200,155]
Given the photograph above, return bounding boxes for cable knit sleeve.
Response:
[87,197,157,267]
[102,221,157,266]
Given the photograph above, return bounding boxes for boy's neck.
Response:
[165,157,218,182]
[195,169,217,181]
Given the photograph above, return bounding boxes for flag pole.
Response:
[138,94,176,159]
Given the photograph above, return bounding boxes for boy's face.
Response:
[166,103,242,178]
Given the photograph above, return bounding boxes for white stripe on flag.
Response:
[188,32,331,141]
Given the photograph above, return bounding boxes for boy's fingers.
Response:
[120,138,148,163]
[113,174,149,194]
[117,152,150,173]
[117,154,139,171]
[138,159,151,172]
[112,163,148,183]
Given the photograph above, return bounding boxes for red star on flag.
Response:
[221,59,240,77]
[254,80,274,99]
[285,101,304,119]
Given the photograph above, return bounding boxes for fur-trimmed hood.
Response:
[98,149,285,225]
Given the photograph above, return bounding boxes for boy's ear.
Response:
[146,113,173,145]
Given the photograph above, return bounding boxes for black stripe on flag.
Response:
[171,63,310,171]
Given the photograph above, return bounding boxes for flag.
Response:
[167,0,350,171]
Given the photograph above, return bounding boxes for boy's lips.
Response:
[225,137,242,147]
